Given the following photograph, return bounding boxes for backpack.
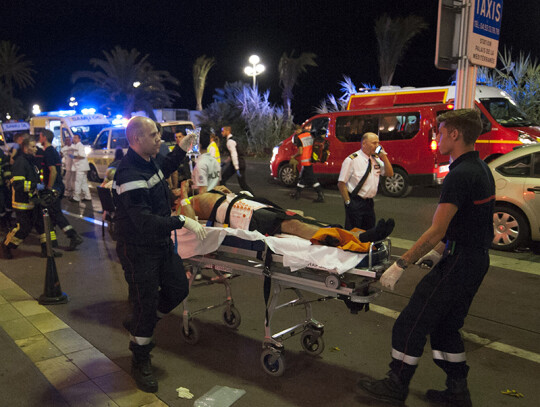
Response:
[311,134,330,163]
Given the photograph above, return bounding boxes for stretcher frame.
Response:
[180,236,392,376]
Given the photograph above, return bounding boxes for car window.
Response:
[110,129,128,149]
[94,131,109,150]
[496,154,532,177]
[533,153,540,177]
[336,115,377,142]
[379,113,420,141]
[161,124,195,143]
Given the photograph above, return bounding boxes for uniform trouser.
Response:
[221,162,253,194]
[73,171,91,200]
[116,239,189,345]
[389,244,490,385]
[64,170,74,197]
[48,195,75,236]
[296,165,321,191]
[344,196,375,230]
[5,207,46,247]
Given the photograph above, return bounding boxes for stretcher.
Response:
[173,227,392,376]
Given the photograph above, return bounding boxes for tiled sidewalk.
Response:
[0,271,167,407]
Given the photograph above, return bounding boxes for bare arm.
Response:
[47,166,57,189]
[400,203,457,265]
[337,181,350,202]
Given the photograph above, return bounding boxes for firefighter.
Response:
[1,137,62,259]
[39,130,83,251]
[0,147,12,232]
[289,125,325,203]
[113,116,206,393]
[358,109,494,407]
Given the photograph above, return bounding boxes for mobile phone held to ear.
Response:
[375,145,382,154]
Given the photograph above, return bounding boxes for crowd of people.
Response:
[0,110,493,407]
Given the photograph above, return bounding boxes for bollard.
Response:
[38,208,68,305]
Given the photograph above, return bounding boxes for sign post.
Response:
[435,0,503,109]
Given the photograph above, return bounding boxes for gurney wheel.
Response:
[260,348,285,377]
[223,306,241,329]
[325,274,340,290]
[181,320,200,345]
[301,331,325,355]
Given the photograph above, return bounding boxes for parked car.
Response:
[489,144,540,251]
[87,126,128,182]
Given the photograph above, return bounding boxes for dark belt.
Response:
[351,195,373,201]
[444,240,488,256]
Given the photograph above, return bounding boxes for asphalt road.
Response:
[1,158,539,406]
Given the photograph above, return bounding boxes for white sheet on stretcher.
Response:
[172,227,367,275]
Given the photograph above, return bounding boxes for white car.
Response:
[87,126,128,182]
[489,144,540,251]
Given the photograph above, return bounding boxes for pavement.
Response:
[1,186,540,407]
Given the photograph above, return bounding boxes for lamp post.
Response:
[244,54,265,88]
[32,104,41,115]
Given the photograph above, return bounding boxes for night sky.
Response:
[2,0,539,122]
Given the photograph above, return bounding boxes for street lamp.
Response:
[244,54,265,88]
[32,104,41,115]
[69,97,78,108]
[133,81,141,88]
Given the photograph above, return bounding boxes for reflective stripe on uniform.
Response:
[115,170,165,195]
[24,181,32,192]
[432,349,467,363]
[130,335,154,345]
[392,348,420,365]
[12,202,34,210]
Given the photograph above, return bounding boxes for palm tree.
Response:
[278,51,317,119]
[375,14,428,86]
[72,46,179,118]
[0,41,35,118]
[193,55,215,111]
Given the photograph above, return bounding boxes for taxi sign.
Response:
[467,0,503,68]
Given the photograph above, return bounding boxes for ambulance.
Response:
[30,111,110,150]
[270,85,540,197]
[0,121,30,152]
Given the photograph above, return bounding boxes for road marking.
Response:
[390,237,540,276]
[370,304,540,365]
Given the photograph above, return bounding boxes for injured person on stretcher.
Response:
[173,181,394,252]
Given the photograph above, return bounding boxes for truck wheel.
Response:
[380,168,410,197]
[88,165,102,183]
[278,164,298,187]
[492,206,530,251]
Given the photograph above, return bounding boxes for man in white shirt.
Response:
[220,126,253,194]
[61,136,75,199]
[192,128,220,194]
[70,134,92,202]
[337,132,393,230]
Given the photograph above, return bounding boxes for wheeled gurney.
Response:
[173,227,392,376]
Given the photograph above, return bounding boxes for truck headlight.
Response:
[518,131,538,144]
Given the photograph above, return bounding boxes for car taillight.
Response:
[430,140,438,151]
[446,103,454,110]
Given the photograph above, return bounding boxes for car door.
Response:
[524,152,540,240]
[89,129,111,179]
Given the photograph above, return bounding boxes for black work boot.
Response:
[129,341,158,393]
[41,243,63,258]
[426,377,472,407]
[289,189,301,200]
[1,243,13,259]
[313,191,325,203]
[357,371,408,404]
[66,230,83,251]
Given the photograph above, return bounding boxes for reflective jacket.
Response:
[11,153,40,210]
[295,132,314,166]
[113,145,187,247]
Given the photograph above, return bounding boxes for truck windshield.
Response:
[480,98,536,127]
[71,124,109,145]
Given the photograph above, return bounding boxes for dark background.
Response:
[2,0,538,122]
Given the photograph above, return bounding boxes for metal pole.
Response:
[455,0,477,109]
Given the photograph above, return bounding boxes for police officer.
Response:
[113,116,206,393]
[289,125,325,203]
[220,125,253,194]
[1,137,62,259]
[358,109,494,407]
[338,132,393,230]
[39,130,83,251]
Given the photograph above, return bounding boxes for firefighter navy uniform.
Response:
[113,145,189,350]
[2,151,47,257]
[390,151,495,386]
